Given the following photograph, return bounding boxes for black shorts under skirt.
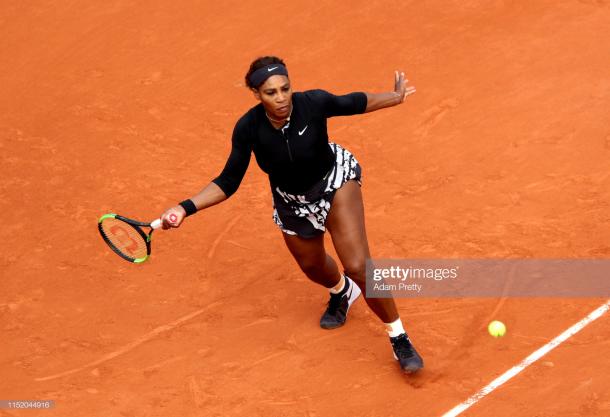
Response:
[272,142,362,238]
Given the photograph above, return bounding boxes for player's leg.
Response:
[325,180,397,320]
[282,232,361,329]
[326,180,423,373]
[282,233,341,289]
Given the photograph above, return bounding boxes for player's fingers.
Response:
[161,212,177,229]
[167,214,180,228]
[171,211,186,228]
[161,215,171,229]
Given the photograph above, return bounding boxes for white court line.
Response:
[442,300,610,417]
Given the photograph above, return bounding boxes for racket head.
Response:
[98,214,153,263]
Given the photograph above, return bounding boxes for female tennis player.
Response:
[159,56,423,373]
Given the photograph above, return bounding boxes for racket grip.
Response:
[150,219,163,229]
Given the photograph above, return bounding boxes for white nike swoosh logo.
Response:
[298,126,308,135]
[267,66,278,72]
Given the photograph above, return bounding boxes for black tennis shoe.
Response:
[319,276,361,329]
[390,333,424,373]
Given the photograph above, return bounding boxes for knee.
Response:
[343,260,366,286]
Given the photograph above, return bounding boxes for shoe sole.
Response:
[320,279,362,330]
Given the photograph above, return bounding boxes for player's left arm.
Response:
[364,70,416,113]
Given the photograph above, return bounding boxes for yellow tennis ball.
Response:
[488,320,506,338]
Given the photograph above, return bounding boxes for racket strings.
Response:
[99,217,148,260]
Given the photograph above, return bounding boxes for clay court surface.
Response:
[2,1,610,416]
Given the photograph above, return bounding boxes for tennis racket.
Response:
[97,213,177,263]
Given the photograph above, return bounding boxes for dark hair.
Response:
[245,56,287,89]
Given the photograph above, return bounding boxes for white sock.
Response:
[329,275,346,294]
[385,318,405,338]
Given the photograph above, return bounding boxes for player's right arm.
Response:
[160,182,227,229]
[160,116,253,229]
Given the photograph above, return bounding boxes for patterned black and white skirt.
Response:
[272,142,362,238]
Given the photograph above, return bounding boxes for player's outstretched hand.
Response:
[160,206,186,229]
[394,70,416,103]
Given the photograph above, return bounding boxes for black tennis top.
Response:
[212,89,367,196]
